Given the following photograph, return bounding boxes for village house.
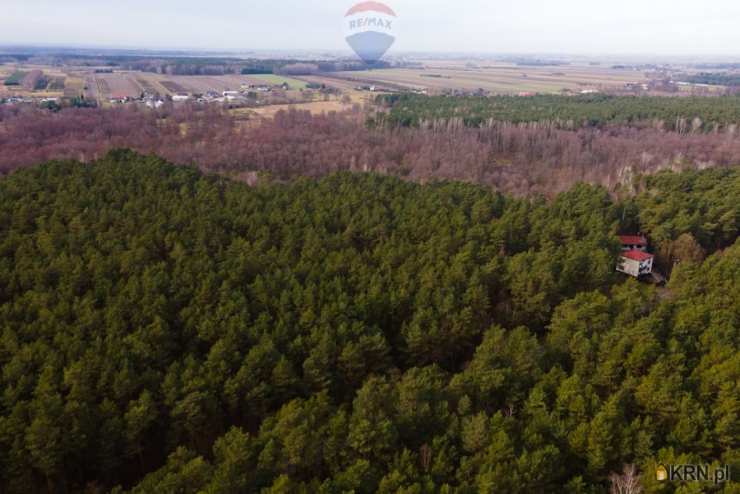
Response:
[221,90,246,102]
[109,93,130,105]
[617,235,654,278]
[619,235,648,252]
[618,249,654,278]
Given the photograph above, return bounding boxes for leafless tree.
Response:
[609,464,642,494]
[2,105,738,197]
[419,444,433,472]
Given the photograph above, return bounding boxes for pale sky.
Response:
[2,0,740,56]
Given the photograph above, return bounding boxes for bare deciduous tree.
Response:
[2,105,739,197]
[609,464,643,494]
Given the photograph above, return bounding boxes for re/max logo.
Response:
[657,464,731,484]
[348,17,393,30]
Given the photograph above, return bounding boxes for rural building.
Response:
[618,250,654,277]
[109,93,129,104]
[225,94,245,102]
[617,235,654,278]
[619,235,648,252]
[172,94,190,102]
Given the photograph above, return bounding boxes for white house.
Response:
[225,93,246,102]
[618,250,654,277]
[617,235,654,278]
[172,94,190,102]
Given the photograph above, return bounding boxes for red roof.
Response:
[622,250,654,262]
[346,1,397,16]
[619,235,647,246]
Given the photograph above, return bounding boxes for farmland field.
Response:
[160,80,189,94]
[26,70,323,102]
[47,76,66,91]
[21,70,45,91]
[135,74,174,96]
[95,73,143,99]
[297,74,394,104]
[63,77,84,98]
[83,75,98,101]
[231,99,356,120]
[136,77,158,94]
[331,63,649,94]
[3,71,27,86]
[250,74,308,89]
[298,75,362,92]
[163,75,251,94]
[142,74,306,95]
[172,76,232,93]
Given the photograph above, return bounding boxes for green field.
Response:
[251,74,308,89]
[3,71,27,86]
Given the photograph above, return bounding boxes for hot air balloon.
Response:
[343,1,396,64]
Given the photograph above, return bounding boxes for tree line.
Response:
[2,105,740,197]
[0,151,737,492]
[677,73,740,87]
[375,94,740,132]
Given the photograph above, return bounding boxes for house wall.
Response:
[617,257,641,277]
[639,257,653,275]
[617,256,653,277]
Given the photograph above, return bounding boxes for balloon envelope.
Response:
[343,1,396,64]
[345,32,395,64]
